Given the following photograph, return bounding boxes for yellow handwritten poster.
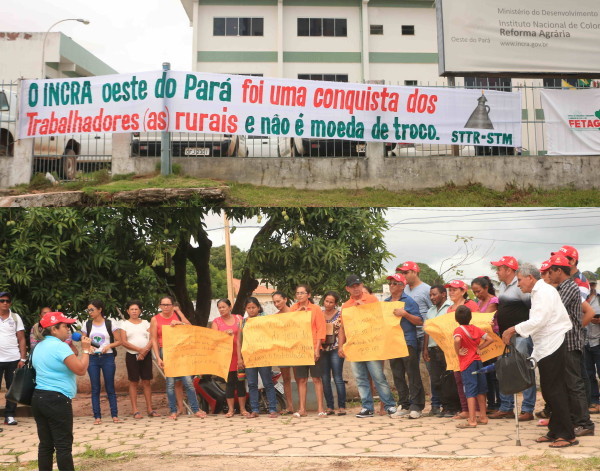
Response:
[423,312,503,372]
[162,325,233,379]
[241,311,314,367]
[341,301,409,362]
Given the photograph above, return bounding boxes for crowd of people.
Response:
[0,244,599,469]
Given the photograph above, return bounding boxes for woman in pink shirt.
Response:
[211,299,248,417]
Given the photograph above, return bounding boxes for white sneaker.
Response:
[408,410,422,419]
[4,416,17,425]
[390,408,409,419]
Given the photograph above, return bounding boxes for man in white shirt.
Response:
[502,263,576,448]
[0,292,27,426]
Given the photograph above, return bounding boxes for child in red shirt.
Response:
[453,305,494,428]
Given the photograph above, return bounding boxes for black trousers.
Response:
[0,360,19,417]
[564,349,594,430]
[32,389,75,471]
[389,345,425,411]
[427,346,460,413]
[225,370,247,399]
[539,341,574,441]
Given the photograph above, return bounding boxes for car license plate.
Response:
[274,382,284,393]
[356,144,366,153]
[184,147,210,156]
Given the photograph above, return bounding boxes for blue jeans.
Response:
[499,336,536,413]
[159,348,200,414]
[246,366,276,413]
[321,350,346,409]
[351,360,395,411]
[88,353,118,419]
[585,344,600,405]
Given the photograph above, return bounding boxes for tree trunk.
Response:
[231,216,277,315]
[188,232,212,327]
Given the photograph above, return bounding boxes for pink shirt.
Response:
[478,296,499,312]
[214,315,242,372]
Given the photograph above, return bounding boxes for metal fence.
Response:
[2,78,596,182]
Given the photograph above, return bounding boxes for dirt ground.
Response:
[78,454,586,472]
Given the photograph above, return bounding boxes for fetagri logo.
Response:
[567,110,600,130]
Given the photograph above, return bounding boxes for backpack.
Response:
[85,318,117,356]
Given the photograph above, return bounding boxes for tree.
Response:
[416,262,443,285]
[226,208,392,314]
[0,208,164,327]
[437,235,494,282]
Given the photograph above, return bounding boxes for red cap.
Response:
[548,253,570,267]
[444,280,468,290]
[539,260,552,272]
[551,245,578,261]
[40,312,77,329]
[387,273,407,284]
[490,256,519,270]
[396,261,420,273]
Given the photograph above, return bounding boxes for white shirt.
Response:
[82,318,120,354]
[515,279,572,363]
[0,311,25,362]
[120,319,150,354]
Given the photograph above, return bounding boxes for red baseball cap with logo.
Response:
[444,280,468,290]
[490,256,519,270]
[539,260,552,272]
[40,312,77,329]
[396,261,420,273]
[387,273,407,284]
[548,253,570,267]
[551,245,578,261]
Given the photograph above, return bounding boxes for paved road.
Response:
[1,410,598,466]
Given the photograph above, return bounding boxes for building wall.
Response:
[0,32,117,81]
[192,0,438,83]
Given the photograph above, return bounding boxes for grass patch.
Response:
[74,445,135,471]
[518,455,600,471]
[82,174,222,193]
[0,460,38,471]
[225,181,600,207]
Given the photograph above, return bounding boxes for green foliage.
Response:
[226,207,392,303]
[29,173,53,189]
[111,173,135,182]
[171,163,183,176]
[0,208,165,327]
[210,245,247,279]
[416,263,444,285]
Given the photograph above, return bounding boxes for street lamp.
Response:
[41,18,90,79]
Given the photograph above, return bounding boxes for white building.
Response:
[180,0,441,85]
[0,31,117,81]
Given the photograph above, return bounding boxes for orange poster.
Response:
[162,325,233,379]
[423,311,503,371]
[341,301,409,362]
[241,311,314,367]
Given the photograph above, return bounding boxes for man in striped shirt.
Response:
[548,253,595,437]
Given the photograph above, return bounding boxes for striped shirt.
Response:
[557,278,584,352]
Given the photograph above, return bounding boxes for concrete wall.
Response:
[166,154,600,191]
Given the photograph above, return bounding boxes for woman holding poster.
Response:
[320,291,347,416]
[237,297,278,419]
[290,284,327,418]
[150,295,205,421]
[211,299,248,417]
[272,291,296,415]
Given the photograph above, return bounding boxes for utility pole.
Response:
[160,62,172,175]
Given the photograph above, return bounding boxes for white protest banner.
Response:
[540,89,600,155]
[18,71,522,147]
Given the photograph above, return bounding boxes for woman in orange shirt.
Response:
[290,284,327,418]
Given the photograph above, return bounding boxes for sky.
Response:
[1,0,193,74]
[204,208,600,284]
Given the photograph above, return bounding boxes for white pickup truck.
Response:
[0,88,112,179]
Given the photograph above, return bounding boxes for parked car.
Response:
[289,137,366,157]
[1,88,112,179]
[131,132,242,158]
